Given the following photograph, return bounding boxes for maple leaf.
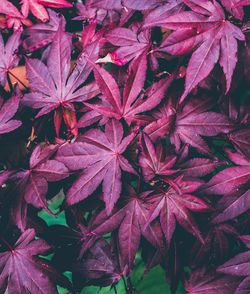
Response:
[220,97,250,159]
[156,0,245,101]
[0,229,72,294]
[139,133,177,181]
[201,166,250,195]
[217,246,250,294]
[86,186,164,270]
[89,0,123,10]
[141,0,185,30]
[74,1,121,26]
[22,9,65,54]
[11,144,69,212]
[185,267,241,293]
[74,237,125,287]
[22,19,99,131]
[190,223,238,268]
[200,161,250,224]
[0,96,22,134]
[170,97,234,155]
[55,119,136,214]
[105,24,151,65]
[143,98,176,141]
[177,157,224,177]
[20,0,72,22]
[86,53,174,125]
[0,30,21,87]
[144,176,210,245]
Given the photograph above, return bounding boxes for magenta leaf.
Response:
[145,176,209,245]
[12,144,69,215]
[217,251,250,277]
[0,30,21,87]
[139,133,177,180]
[87,54,174,125]
[21,0,72,22]
[202,166,250,195]
[56,119,135,214]
[123,0,166,10]
[22,9,66,54]
[178,157,223,177]
[0,96,22,134]
[212,190,250,224]
[90,186,164,270]
[185,267,241,293]
[0,229,71,294]
[220,0,245,20]
[22,19,99,121]
[157,0,245,101]
[170,97,234,155]
[105,26,151,64]
[74,237,124,287]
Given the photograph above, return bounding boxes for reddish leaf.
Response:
[105,26,151,64]
[157,0,245,101]
[74,238,124,287]
[55,120,135,214]
[22,20,99,128]
[0,96,22,134]
[178,158,223,177]
[185,267,241,293]
[145,176,209,245]
[220,0,245,20]
[202,166,250,195]
[0,30,21,87]
[12,144,69,212]
[170,98,234,155]
[87,54,174,125]
[139,133,177,180]
[123,0,166,10]
[217,251,250,277]
[0,0,23,18]
[0,229,71,294]
[212,190,250,224]
[21,0,72,22]
[90,187,164,270]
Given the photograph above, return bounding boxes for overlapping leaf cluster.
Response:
[0,1,249,293]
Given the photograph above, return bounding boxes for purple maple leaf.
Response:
[11,144,69,212]
[105,24,151,64]
[144,176,210,245]
[22,19,99,123]
[139,133,177,180]
[217,245,250,294]
[86,53,174,125]
[170,97,234,155]
[0,95,22,134]
[55,119,136,214]
[0,30,21,87]
[0,0,23,18]
[156,0,245,101]
[86,186,164,270]
[185,267,241,293]
[22,9,66,54]
[0,229,71,294]
[74,237,125,287]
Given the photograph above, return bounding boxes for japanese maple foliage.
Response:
[0,1,249,294]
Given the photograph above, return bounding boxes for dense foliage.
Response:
[0,1,249,293]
